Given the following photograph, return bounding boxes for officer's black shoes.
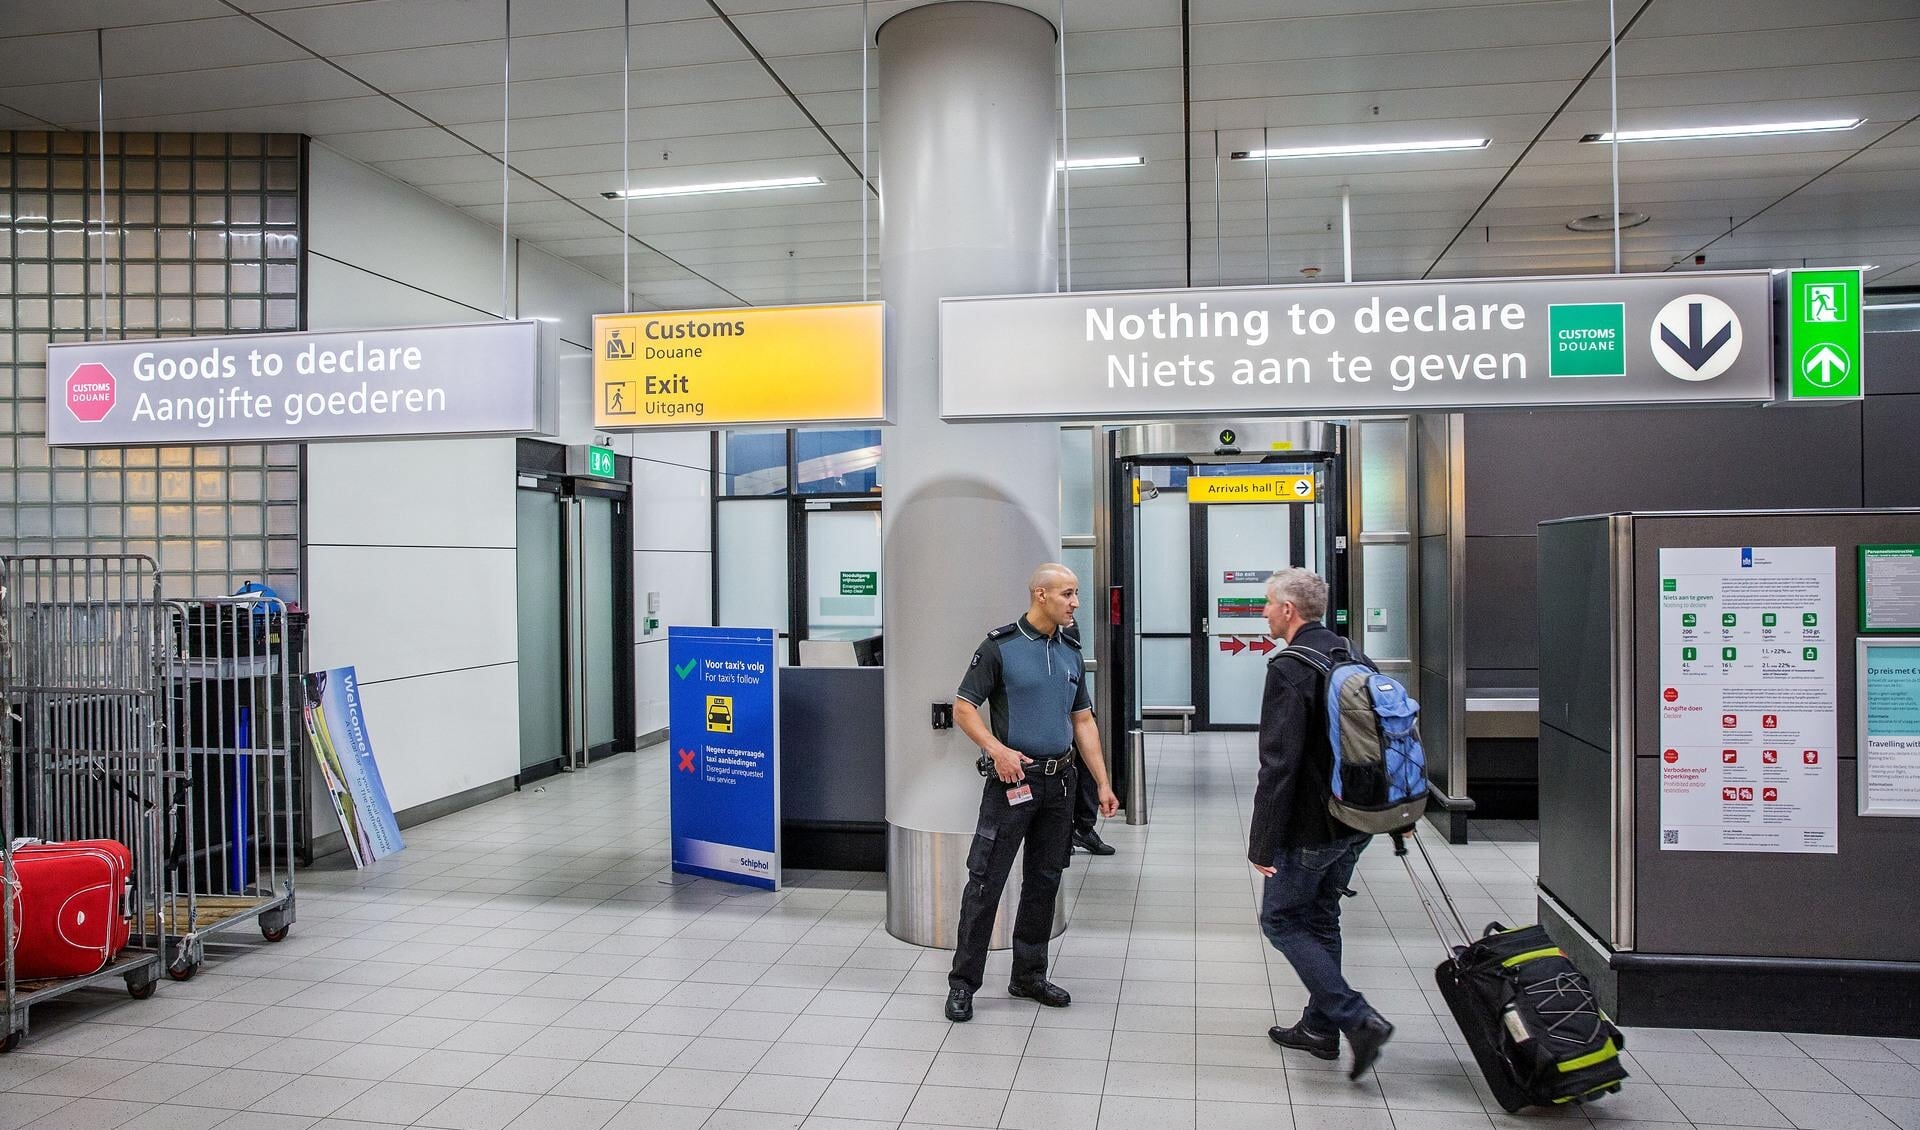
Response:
[1346,1013,1395,1079]
[1268,1021,1339,1060]
[1008,978,1072,1007]
[945,988,974,1023]
[1073,829,1117,856]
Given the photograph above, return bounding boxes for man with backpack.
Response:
[1249,568,1397,1079]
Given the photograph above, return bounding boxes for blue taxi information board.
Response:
[667,626,781,889]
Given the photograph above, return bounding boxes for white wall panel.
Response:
[308,142,506,316]
[354,665,520,814]
[635,638,670,738]
[306,439,515,548]
[304,255,483,331]
[633,458,712,553]
[516,242,621,346]
[635,548,713,637]
[634,432,712,471]
[306,545,518,683]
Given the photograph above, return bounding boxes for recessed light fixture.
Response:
[1566,211,1651,233]
[1230,138,1490,161]
[1058,156,1145,170]
[1579,118,1864,144]
[601,175,823,200]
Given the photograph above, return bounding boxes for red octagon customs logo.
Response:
[66,362,116,422]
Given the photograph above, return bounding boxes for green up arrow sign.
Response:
[1784,268,1864,400]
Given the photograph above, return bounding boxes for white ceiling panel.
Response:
[3,0,1912,305]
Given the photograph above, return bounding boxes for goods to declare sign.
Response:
[1657,547,1838,853]
[47,321,554,446]
[940,271,1773,421]
[668,626,780,890]
[1860,545,1920,633]
[594,301,885,429]
[1857,639,1920,817]
[1187,474,1315,503]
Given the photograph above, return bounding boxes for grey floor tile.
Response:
[598,1103,710,1130]
[1866,1095,1920,1130]
[1657,1085,1791,1128]
[244,1076,376,1118]
[836,1047,934,1084]
[0,1095,71,1130]
[114,1107,237,1130]
[996,1090,1102,1130]
[499,1095,626,1130]
[1096,1095,1195,1130]
[169,1070,300,1112]
[808,1079,919,1122]
[18,1097,154,1130]
[1760,1090,1899,1130]
[328,1082,460,1125]
[414,1088,541,1130]
[904,1084,1008,1128]
[1822,1060,1920,1099]
[633,1067,745,1109]
[720,1073,829,1116]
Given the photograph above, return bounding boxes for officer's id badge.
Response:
[1005,784,1034,806]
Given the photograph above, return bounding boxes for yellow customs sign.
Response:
[593,302,885,428]
[1186,475,1316,503]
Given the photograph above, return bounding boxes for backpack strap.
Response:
[1277,643,1334,676]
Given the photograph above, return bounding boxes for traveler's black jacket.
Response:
[1247,621,1362,866]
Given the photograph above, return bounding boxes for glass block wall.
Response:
[0,131,303,599]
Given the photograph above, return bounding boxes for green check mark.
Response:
[674,659,697,680]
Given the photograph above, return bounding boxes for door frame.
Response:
[791,496,883,666]
[1187,467,1330,730]
[515,440,637,781]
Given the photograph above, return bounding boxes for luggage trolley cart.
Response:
[1,556,168,1052]
[160,595,301,981]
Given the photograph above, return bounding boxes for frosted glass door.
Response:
[1204,503,1294,726]
[581,496,617,750]
[717,499,789,636]
[516,490,564,772]
[805,508,881,634]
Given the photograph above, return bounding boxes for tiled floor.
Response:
[6,732,1918,1130]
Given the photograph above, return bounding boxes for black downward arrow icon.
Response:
[1660,302,1734,370]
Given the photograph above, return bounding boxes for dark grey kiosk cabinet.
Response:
[1537,510,1920,1037]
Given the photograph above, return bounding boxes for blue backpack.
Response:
[1281,643,1429,833]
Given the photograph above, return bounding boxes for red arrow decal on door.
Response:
[1219,637,1246,655]
[1249,637,1275,655]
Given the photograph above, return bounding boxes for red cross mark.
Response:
[676,749,696,773]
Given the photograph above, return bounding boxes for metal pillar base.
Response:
[885,823,1069,948]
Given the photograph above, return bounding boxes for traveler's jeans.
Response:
[1259,833,1373,1035]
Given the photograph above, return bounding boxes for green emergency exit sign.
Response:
[586,445,616,478]
[1785,268,1864,400]
[839,571,877,596]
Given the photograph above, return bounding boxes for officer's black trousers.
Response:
[949,768,1074,994]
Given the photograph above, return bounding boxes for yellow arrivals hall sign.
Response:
[593,302,886,429]
[1186,475,1316,503]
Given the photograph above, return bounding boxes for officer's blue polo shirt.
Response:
[956,616,1092,758]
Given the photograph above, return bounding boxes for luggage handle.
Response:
[1399,826,1475,951]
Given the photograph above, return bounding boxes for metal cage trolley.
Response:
[161,594,301,980]
[2,556,168,1052]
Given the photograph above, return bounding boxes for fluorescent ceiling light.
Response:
[601,175,822,200]
[1230,138,1489,161]
[1580,119,1864,144]
[1058,156,1145,170]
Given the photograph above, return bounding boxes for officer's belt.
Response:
[1025,752,1075,777]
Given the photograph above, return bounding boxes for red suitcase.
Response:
[5,840,134,979]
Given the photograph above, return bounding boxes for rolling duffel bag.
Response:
[5,839,135,980]
[1402,831,1627,1112]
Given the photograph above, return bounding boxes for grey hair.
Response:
[1265,567,1328,620]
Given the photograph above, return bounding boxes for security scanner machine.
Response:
[1537,510,1920,1036]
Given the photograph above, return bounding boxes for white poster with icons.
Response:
[1657,546,1838,853]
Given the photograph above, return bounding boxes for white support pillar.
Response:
[878,1,1061,947]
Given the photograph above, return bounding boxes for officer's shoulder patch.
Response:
[985,623,1017,641]
[969,652,982,667]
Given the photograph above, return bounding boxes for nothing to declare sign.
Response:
[940,271,1774,421]
[47,321,552,446]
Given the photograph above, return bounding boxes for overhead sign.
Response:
[1780,268,1865,401]
[668,626,780,890]
[939,271,1774,421]
[594,301,885,429]
[1187,475,1316,503]
[47,321,554,446]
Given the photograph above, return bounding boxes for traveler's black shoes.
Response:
[1268,1021,1339,1060]
[1008,978,1072,1007]
[1073,829,1116,855]
[944,988,974,1022]
[1347,1013,1395,1079]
